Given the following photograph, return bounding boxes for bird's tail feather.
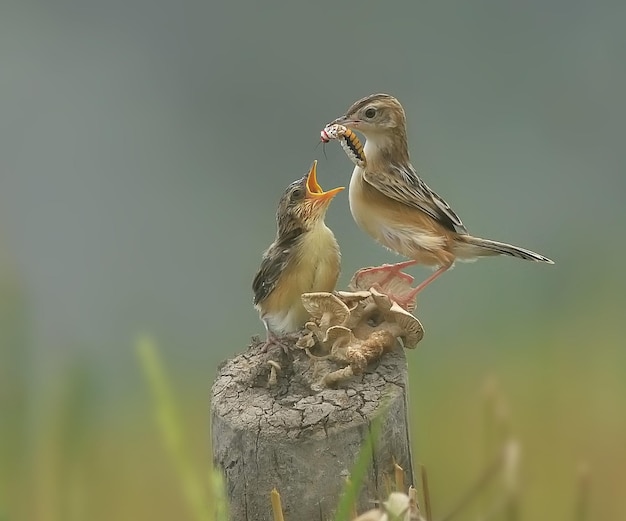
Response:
[459,235,554,264]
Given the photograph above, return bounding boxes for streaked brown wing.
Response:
[252,245,290,306]
[362,164,468,235]
[252,228,302,306]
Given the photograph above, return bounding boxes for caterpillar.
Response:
[320,124,366,168]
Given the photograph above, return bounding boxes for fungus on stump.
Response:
[211,342,414,521]
[212,263,424,520]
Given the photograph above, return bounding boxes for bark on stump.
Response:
[211,339,415,521]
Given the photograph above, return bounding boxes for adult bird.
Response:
[253,160,344,351]
[328,93,553,306]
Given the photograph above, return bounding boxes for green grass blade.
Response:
[333,407,385,521]
[136,335,211,521]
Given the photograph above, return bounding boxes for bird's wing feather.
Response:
[362,164,468,234]
[252,229,302,306]
[252,247,291,306]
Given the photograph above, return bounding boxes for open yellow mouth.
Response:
[305,160,344,203]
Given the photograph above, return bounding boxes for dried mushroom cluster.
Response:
[295,263,425,385]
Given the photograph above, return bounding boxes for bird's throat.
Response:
[362,130,410,168]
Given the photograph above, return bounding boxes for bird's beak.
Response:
[306,160,344,204]
[330,115,360,128]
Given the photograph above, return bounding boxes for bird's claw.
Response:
[350,260,420,311]
[260,333,296,354]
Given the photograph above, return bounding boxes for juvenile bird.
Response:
[253,160,344,351]
[328,93,553,305]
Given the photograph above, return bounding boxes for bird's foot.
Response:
[371,282,420,311]
[353,259,418,288]
[350,260,419,311]
[382,264,450,308]
[260,332,297,354]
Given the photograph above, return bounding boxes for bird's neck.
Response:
[362,129,410,169]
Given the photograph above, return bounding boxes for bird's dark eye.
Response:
[364,107,376,119]
[291,188,303,200]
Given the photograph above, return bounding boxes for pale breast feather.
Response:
[379,222,445,252]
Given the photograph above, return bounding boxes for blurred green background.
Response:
[1,0,625,519]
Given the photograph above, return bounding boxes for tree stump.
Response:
[211,340,415,521]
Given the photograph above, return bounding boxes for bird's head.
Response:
[330,94,409,162]
[331,93,406,139]
[276,160,344,234]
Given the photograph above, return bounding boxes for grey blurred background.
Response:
[1,0,625,519]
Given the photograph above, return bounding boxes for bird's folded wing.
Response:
[363,165,468,235]
[252,245,292,306]
[253,226,306,306]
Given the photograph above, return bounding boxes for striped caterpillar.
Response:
[320,124,366,168]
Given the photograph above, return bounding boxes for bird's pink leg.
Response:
[352,260,450,310]
[259,322,295,354]
[357,259,419,287]
[399,264,451,303]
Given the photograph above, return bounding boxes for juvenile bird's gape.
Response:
[322,93,553,300]
[252,161,344,353]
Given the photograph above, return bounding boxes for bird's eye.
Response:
[364,107,376,119]
[291,188,303,200]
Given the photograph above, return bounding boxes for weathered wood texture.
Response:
[211,340,415,521]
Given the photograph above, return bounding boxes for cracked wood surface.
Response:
[211,339,415,521]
